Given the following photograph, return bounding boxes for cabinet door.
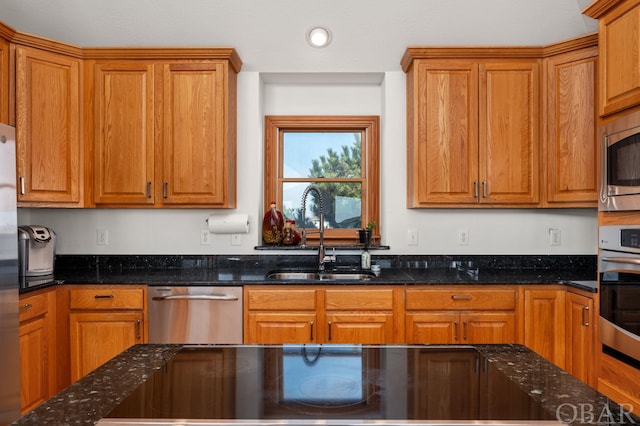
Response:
[15,46,81,204]
[544,47,598,206]
[160,62,233,206]
[462,312,516,344]
[408,60,479,206]
[406,312,459,344]
[479,61,539,204]
[93,62,155,205]
[246,312,316,344]
[19,317,48,414]
[523,289,566,368]
[565,292,595,386]
[0,37,9,124]
[598,0,640,116]
[69,311,144,381]
[325,312,393,344]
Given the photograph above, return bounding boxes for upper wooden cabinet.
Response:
[15,46,83,206]
[585,0,640,116]
[403,50,540,207]
[90,54,239,208]
[542,38,598,207]
[92,62,155,205]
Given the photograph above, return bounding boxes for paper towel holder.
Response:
[206,213,250,234]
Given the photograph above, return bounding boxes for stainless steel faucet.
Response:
[300,185,335,271]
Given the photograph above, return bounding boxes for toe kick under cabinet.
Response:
[67,286,147,381]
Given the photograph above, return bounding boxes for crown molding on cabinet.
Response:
[0,21,242,72]
[583,0,626,18]
[401,33,598,72]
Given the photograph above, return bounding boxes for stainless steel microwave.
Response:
[600,109,640,211]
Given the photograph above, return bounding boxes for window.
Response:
[264,116,380,245]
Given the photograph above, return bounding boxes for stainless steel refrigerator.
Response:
[0,123,20,425]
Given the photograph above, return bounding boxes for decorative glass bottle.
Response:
[262,201,284,245]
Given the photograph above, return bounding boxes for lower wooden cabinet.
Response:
[565,289,595,386]
[18,288,56,414]
[405,287,517,344]
[68,286,146,381]
[522,287,566,368]
[245,288,318,344]
[244,286,401,344]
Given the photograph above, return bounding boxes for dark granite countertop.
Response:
[11,344,635,426]
[21,254,598,294]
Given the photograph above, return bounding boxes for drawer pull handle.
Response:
[328,321,332,341]
[582,306,590,327]
[135,320,141,339]
[94,294,114,299]
[19,176,25,195]
[473,181,479,198]
[463,321,468,340]
[22,303,32,311]
[454,321,459,340]
[451,295,472,300]
[310,321,314,341]
[163,182,168,199]
[146,181,152,198]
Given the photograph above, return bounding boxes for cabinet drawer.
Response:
[325,289,394,310]
[246,289,316,311]
[19,293,48,323]
[405,288,516,311]
[70,288,144,310]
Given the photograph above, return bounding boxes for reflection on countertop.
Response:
[11,343,636,426]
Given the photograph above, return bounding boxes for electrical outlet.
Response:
[200,230,212,245]
[231,234,242,246]
[549,228,561,246]
[407,228,418,246]
[457,229,469,246]
[96,228,108,246]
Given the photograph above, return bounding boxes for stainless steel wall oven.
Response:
[599,225,640,368]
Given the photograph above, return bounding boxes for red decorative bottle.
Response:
[262,201,284,245]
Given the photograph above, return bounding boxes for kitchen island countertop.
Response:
[11,344,635,426]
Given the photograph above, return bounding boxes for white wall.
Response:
[18,71,598,255]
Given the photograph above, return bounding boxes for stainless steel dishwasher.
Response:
[148,286,243,344]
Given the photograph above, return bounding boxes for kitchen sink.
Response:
[266,270,376,281]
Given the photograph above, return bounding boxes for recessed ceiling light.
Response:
[306,26,332,48]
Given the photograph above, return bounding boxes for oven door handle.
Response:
[601,256,640,266]
[151,294,239,301]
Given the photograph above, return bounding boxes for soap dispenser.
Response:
[361,246,371,270]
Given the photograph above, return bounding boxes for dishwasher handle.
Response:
[151,294,239,301]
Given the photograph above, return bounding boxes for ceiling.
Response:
[1,0,598,73]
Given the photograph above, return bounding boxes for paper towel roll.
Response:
[206,214,250,234]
